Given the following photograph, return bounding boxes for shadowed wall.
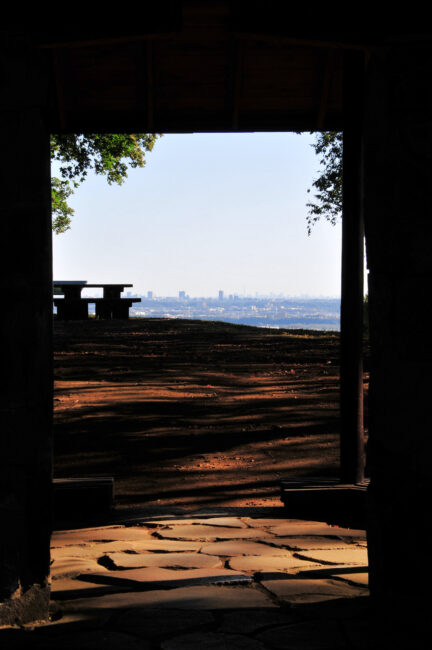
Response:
[364,45,432,638]
[1,23,431,632]
[0,36,53,624]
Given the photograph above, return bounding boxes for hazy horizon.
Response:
[75,288,341,299]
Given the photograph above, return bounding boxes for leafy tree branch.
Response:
[51,133,160,234]
[306,131,342,235]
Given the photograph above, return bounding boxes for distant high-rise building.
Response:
[218,290,224,301]
[179,291,186,300]
[147,291,153,299]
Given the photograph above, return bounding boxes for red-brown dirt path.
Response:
[54,319,365,510]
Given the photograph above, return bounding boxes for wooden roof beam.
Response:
[146,41,155,131]
[234,32,374,52]
[316,48,335,130]
[52,48,67,131]
[231,40,243,130]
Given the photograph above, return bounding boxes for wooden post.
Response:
[0,36,53,624]
[340,50,366,485]
[363,44,432,637]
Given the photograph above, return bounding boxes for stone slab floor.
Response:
[1,509,374,649]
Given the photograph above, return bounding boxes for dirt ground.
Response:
[54,319,367,511]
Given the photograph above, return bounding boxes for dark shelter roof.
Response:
[31,3,413,135]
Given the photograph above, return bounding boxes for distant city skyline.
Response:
[53,133,343,297]
[126,294,341,331]
[82,288,340,300]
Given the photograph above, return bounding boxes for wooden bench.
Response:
[53,281,141,320]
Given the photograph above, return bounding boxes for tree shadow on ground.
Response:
[53,319,363,510]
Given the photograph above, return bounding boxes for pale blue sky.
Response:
[52,132,342,297]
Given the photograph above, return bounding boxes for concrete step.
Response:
[280,477,369,529]
[53,477,114,520]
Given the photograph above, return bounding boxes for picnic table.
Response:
[53,281,141,320]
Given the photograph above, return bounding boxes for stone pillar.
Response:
[364,45,432,639]
[0,36,53,625]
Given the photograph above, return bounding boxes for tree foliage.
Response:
[306,132,342,235]
[51,133,160,234]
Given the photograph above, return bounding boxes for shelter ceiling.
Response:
[34,3,391,133]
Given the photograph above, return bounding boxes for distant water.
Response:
[130,297,341,331]
[217,316,339,331]
[167,314,340,331]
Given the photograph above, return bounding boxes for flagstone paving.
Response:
[80,566,253,587]
[105,551,223,569]
[271,536,360,551]
[154,524,271,540]
[1,509,373,649]
[50,556,105,579]
[200,540,290,556]
[296,548,369,566]
[51,526,152,546]
[260,578,366,604]
[330,571,369,587]
[255,621,346,649]
[227,554,319,573]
